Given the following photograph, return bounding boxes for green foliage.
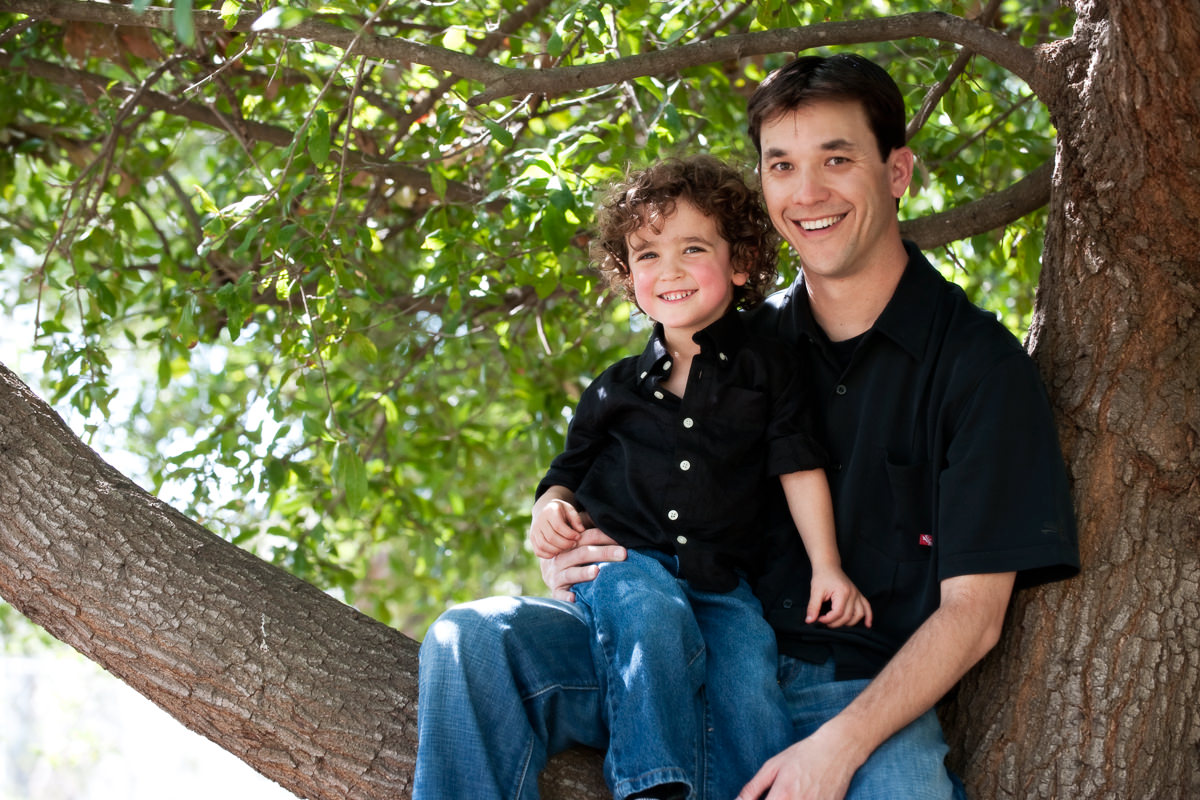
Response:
[0,0,1070,638]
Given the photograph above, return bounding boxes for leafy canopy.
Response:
[0,0,1071,637]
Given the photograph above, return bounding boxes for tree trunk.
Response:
[943,3,1200,797]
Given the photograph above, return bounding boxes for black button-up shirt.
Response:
[750,242,1080,679]
[536,311,827,592]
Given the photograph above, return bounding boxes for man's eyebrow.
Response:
[821,138,858,151]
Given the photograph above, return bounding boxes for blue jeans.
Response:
[414,596,964,800]
[571,549,792,800]
[777,656,967,800]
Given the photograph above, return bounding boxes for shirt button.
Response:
[640,371,648,379]
[676,535,688,545]
[654,390,664,400]
[663,360,672,371]
[679,460,690,471]
[667,509,679,521]
[682,417,694,428]
[718,352,728,361]
[835,384,847,395]
[782,599,794,609]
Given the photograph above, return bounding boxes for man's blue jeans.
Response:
[570,549,792,799]
[414,595,965,800]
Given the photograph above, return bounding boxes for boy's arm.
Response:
[737,570,1015,800]
[779,469,872,628]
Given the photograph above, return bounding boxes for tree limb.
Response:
[900,158,1053,249]
[0,50,481,205]
[0,2,1041,102]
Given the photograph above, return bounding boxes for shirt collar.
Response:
[635,308,748,383]
[789,240,941,362]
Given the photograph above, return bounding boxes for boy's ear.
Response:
[732,269,749,287]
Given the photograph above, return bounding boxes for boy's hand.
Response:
[807,566,873,629]
[529,498,586,558]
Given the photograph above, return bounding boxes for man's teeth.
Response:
[800,214,845,231]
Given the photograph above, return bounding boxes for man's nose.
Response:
[790,165,829,205]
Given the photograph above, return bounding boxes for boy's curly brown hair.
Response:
[590,155,780,310]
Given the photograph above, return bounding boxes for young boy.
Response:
[529,155,871,800]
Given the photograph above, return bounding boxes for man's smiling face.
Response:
[758,99,912,285]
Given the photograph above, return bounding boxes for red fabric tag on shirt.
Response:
[918,534,933,547]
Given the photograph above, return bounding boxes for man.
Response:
[414,53,1079,800]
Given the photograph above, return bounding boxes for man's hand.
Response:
[538,529,625,602]
[735,727,861,800]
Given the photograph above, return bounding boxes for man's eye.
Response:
[770,161,792,172]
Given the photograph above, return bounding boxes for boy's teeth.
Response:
[800,214,845,231]
[661,291,694,301]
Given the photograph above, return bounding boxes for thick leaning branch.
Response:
[0,362,423,800]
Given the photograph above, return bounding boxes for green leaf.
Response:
[173,0,195,45]
[220,0,242,29]
[332,442,368,511]
[308,110,331,165]
[483,118,514,148]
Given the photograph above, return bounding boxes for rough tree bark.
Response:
[942,2,1200,797]
[0,363,423,799]
[0,358,607,797]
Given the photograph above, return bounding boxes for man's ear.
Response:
[888,146,915,200]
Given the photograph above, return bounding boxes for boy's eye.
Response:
[683,245,705,254]
[635,251,658,261]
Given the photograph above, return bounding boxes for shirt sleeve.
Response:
[936,351,1080,587]
[764,347,828,476]
[534,374,608,501]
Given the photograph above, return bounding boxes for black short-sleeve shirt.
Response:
[536,310,827,593]
[749,243,1080,679]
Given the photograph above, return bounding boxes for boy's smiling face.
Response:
[626,199,747,348]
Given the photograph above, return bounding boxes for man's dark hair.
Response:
[747,53,907,162]
[590,155,780,310]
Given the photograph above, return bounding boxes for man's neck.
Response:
[806,239,909,342]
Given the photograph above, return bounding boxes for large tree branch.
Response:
[0,361,419,799]
[0,360,609,800]
[0,2,1041,100]
[899,159,1053,250]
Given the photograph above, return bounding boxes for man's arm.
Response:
[532,487,626,602]
[738,570,1016,800]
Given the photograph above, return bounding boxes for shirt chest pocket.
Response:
[884,458,935,561]
[705,386,768,435]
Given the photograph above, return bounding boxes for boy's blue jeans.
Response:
[569,549,792,800]
[414,593,965,800]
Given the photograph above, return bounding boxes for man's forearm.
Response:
[816,571,1017,768]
